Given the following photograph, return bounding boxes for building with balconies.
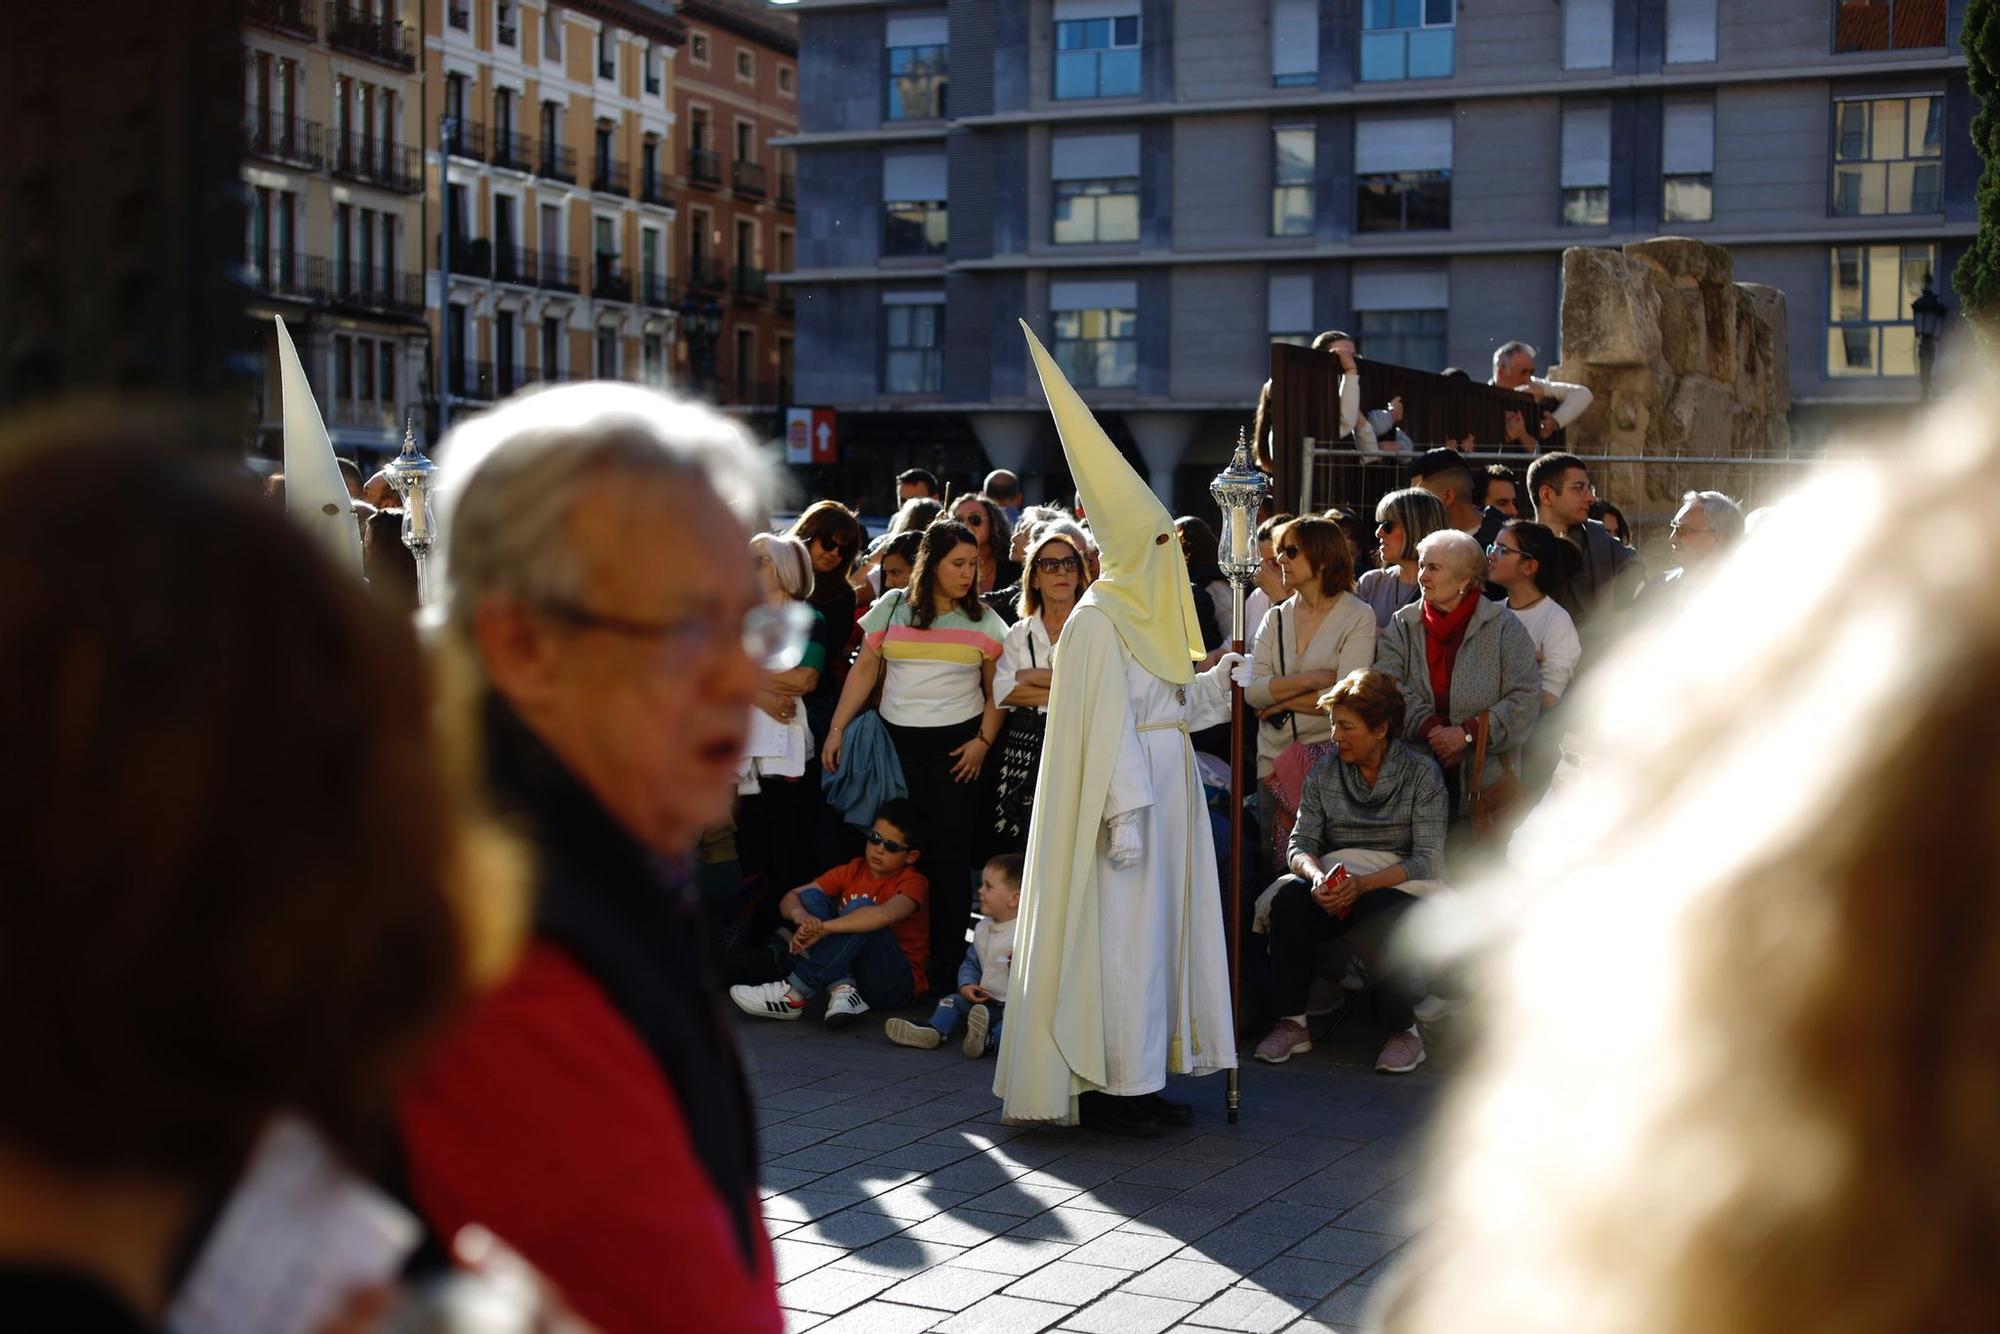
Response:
[783,0,1977,513]
[425,0,685,421]
[244,0,431,464]
[671,0,797,419]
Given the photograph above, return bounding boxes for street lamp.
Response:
[1912,273,1948,402]
[678,294,724,392]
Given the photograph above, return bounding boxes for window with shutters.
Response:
[1832,94,1943,216]
[883,294,945,393]
[1833,0,1945,53]
[885,12,949,120]
[1052,133,1140,244]
[882,150,948,256]
[1054,7,1142,100]
[1560,105,1610,227]
[1271,126,1316,237]
[1827,242,1937,376]
[1562,0,1613,69]
[1271,0,1319,87]
[1662,98,1715,222]
[1665,0,1718,63]
[1360,0,1454,82]
[1268,272,1314,346]
[1355,116,1451,232]
[1352,269,1448,369]
[1051,281,1138,388]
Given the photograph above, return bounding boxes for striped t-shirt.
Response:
[860,587,1005,727]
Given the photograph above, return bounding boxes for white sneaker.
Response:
[824,985,869,1029]
[730,980,804,1021]
[963,1003,991,1058]
[1412,994,1456,1024]
[885,1018,942,1049]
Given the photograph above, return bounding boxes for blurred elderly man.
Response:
[1492,340,1594,448]
[1656,489,1744,606]
[394,384,791,1334]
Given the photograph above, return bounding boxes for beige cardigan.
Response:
[1244,591,1377,778]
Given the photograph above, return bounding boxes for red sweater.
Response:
[397,943,781,1334]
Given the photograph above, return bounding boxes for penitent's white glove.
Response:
[1105,811,1142,868]
[1201,650,1253,692]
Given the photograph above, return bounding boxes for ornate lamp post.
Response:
[679,293,724,393]
[1209,429,1270,1125]
[1912,274,1949,403]
[383,414,439,606]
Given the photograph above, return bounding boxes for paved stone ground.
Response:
[738,1003,1447,1334]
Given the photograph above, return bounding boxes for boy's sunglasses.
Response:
[865,830,912,854]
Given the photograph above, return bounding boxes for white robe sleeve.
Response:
[1187,657,1235,732]
[1101,684,1153,823]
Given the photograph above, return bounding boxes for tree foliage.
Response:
[1955,0,2000,324]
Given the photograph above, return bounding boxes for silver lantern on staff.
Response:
[383,415,439,606]
[1209,429,1270,1125]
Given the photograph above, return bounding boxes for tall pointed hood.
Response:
[1021,320,1201,685]
[275,315,363,577]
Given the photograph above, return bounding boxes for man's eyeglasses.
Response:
[1033,555,1082,574]
[1669,522,1712,538]
[539,598,816,670]
[864,829,912,854]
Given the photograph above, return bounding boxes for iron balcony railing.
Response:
[593,256,633,303]
[778,173,796,209]
[732,159,767,198]
[247,0,316,39]
[538,252,580,293]
[640,169,670,206]
[686,254,727,291]
[437,234,492,279]
[449,360,495,401]
[325,261,424,316]
[492,245,538,286]
[593,157,630,195]
[640,272,674,308]
[733,264,768,302]
[537,142,577,184]
[442,118,486,161]
[329,133,422,193]
[688,147,722,187]
[245,251,318,303]
[246,113,324,170]
[491,128,534,172]
[324,4,415,70]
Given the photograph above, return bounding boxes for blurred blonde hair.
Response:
[1381,385,2000,1334]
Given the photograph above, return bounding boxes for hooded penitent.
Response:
[1018,320,1202,685]
[275,315,363,577]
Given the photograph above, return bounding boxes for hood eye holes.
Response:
[1155,532,1170,545]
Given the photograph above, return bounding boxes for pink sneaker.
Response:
[1253,1019,1312,1064]
[1374,1026,1425,1074]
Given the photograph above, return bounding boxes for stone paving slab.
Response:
[738,1000,1441,1334]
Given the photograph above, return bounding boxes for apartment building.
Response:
[672,0,799,417]
[784,0,1975,508]
[244,0,430,464]
[424,0,684,426]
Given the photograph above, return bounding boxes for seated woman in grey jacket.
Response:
[1252,669,1448,1074]
[1373,529,1541,818]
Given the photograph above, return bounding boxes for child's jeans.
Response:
[786,887,918,1009]
[927,995,1005,1049]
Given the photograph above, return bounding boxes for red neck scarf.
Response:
[1421,594,1481,720]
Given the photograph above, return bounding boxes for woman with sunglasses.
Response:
[1355,487,1451,630]
[990,520,1094,852]
[825,520,1005,993]
[952,492,1019,597]
[1486,520,1582,713]
[786,502,865,741]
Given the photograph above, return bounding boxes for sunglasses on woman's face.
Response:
[864,829,912,854]
[1376,520,1398,533]
[811,533,854,554]
[958,512,986,528]
[1034,555,1082,574]
[1279,545,1302,560]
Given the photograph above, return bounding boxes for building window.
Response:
[545,4,562,58]
[1563,0,1613,69]
[733,328,755,401]
[736,49,753,81]
[690,32,708,64]
[1360,0,1454,82]
[1271,0,1319,87]
[883,298,944,393]
[1833,94,1943,216]
[541,315,563,378]
[1560,105,1610,227]
[882,150,948,256]
[1051,132,1141,244]
[642,332,665,387]
[1355,116,1452,232]
[447,0,469,30]
[334,335,354,399]
[1051,304,1138,389]
[1828,242,1937,376]
[1663,98,1715,222]
[1054,12,1141,100]
[381,341,397,401]
[596,324,619,378]
[1665,0,1717,63]
[497,1,516,46]
[596,28,615,80]
[644,46,661,94]
[779,65,794,95]
[1834,0,1945,52]
[1268,271,1314,345]
[886,44,948,119]
[1271,125,1315,237]
[1356,308,1447,370]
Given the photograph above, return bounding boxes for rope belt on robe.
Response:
[1134,717,1202,1066]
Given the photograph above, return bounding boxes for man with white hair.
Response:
[394,384,794,1334]
[1491,340,1594,448]
[1658,489,1744,602]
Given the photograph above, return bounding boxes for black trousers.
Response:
[1265,877,1421,1030]
[884,714,983,990]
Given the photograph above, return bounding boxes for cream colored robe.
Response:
[993,604,1239,1124]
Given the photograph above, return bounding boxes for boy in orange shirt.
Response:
[729,798,930,1028]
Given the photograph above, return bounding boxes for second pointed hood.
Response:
[1020,320,1201,685]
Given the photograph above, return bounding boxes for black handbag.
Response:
[991,635,1047,844]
